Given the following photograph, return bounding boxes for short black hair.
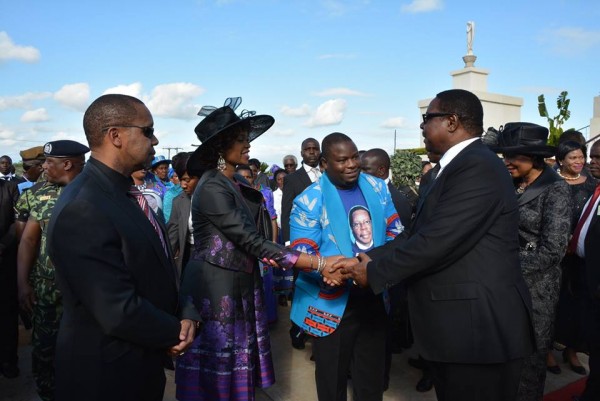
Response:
[559,130,585,146]
[321,132,354,160]
[301,138,320,150]
[436,89,483,136]
[273,169,287,180]
[236,164,252,173]
[248,158,260,169]
[556,140,587,163]
[172,152,193,178]
[362,148,390,170]
[83,94,145,148]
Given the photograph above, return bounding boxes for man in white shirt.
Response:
[572,140,600,401]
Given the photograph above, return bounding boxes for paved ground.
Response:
[0,304,589,400]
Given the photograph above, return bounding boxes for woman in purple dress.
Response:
[175,101,341,401]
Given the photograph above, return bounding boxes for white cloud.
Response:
[318,53,356,60]
[21,108,50,123]
[54,83,90,111]
[0,31,41,63]
[267,127,296,137]
[313,88,369,97]
[401,0,443,13]
[280,104,311,117]
[0,125,16,140]
[0,92,52,111]
[540,27,600,55]
[50,131,86,142]
[380,117,408,129]
[305,99,347,127]
[103,82,144,98]
[145,83,205,119]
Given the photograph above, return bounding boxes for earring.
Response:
[217,154,226,172]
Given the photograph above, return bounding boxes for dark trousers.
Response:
[313,292,387,401]
[581,298,600,400]
[0,250,18,365]
[428,358,524,401]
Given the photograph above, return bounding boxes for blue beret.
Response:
[43,140,90,157]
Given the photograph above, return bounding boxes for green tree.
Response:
[260,161,269,173]
[390,149,422,192]
[537,91,571,146]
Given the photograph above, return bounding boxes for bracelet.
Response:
[317,256,324,274]
[309,254,314,270]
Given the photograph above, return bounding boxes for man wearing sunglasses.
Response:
[336,89,534,401]
[47,94,198,401]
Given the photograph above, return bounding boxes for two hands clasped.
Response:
[262,252,372,288]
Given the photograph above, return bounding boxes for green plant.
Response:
[538,91,571,146]
[390,149,422,191]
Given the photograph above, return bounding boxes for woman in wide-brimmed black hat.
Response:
[175,99,342,401]
[490,122,572,401]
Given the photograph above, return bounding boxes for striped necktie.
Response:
[128,186,169,257]
[567,183,600,254]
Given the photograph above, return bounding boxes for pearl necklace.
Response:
[557,169,581,181]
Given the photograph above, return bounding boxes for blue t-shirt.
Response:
[337,185,374,254]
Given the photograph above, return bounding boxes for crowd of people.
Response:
[0,89,599,401]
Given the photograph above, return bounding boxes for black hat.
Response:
[492,122,555,157]
[43,140,90,157]
[187,103,274,175]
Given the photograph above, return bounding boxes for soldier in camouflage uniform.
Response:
[17,140,89,401]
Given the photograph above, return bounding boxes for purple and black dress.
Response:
[176,169,299,401]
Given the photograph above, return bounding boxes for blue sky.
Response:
[1,0,599,167]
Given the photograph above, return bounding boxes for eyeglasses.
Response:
[103,125,155,138]
[422,113,456,124]
[351,220,372,229]
[284,163,296,167]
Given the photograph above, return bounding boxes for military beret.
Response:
[19,146,45,161]
[43,140,90,157]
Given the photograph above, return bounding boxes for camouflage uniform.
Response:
[24,182,63,401]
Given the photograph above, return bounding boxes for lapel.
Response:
[86,162,176,281]
[299,167,312,188]
[517,166,561,206]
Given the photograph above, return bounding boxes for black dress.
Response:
[554,177,597,350]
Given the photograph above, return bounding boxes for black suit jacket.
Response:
[167,192,191,282]
[583,189,600,299]
[281,166,312,243]
[47,158,186,401]
[387,182,414,230]
[367,140,534,364]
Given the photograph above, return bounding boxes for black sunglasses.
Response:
[103,125,155,138]
[422,113,456,124]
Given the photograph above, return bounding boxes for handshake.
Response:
[319,253,371,288]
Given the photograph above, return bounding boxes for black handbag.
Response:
[257,201,273,241]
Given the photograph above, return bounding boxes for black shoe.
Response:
[416,374,433,392]
[547,364,562,374]
[0,362,19,378]
[563,350,587,375]
[408,357,425,370]
[289,327,306,350]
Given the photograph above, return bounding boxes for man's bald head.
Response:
[360,148,390,180]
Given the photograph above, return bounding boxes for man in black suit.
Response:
[281,137,321,349]
[281,138,321,244]
[335,89,534,401]
[573,140,600,401]
[47,94,197,401]
[0,178,19,378]
[360,148,413,229]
